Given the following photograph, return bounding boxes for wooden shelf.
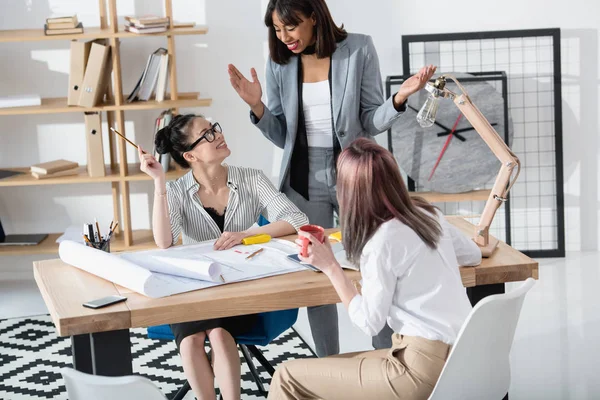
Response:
[409,190,491,203]
[0,164,187,187]
[0,26,208,43]
[0,93,211,116]
[0,229,160,256]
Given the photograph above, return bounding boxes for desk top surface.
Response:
[34,217,538,336]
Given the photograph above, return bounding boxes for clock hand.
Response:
[428,114,463,181]
[436,123,498,139]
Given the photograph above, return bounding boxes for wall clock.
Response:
[391,73,513,193]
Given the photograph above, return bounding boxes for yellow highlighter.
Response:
[242,234,271,245]
[329,231,342,242]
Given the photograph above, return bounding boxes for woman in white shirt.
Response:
[267,138,482,400]
[138,113,308,400]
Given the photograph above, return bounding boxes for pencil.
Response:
[82,234,92,245]
[245,248,264,260]
[95,218,102,241]
[110,127,146,153]
[220,274,226,283]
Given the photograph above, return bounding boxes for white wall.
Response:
[1,0,599,279]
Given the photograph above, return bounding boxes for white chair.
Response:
[428,277,536,400]
[61,367,167,400]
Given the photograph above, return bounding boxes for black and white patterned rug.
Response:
[0,314,316,399]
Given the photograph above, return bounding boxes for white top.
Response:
[348,210,482,345]
[302,80,334,148]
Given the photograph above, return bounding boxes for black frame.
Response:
[394,28,565,258]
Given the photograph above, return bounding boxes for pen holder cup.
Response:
[85,240,110,253]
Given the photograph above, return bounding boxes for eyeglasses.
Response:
[185,122,222,152]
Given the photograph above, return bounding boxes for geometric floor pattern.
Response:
[0,314,316,399]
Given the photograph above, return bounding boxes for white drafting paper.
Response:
[56,226,85,244]
[58,239,306,298]
[120,240,304,284]
[152,255,222,282]
[58,240,209,298]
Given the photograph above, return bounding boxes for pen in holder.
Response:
[82,220,117,253]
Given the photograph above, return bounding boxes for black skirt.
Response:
[171,314,259,351]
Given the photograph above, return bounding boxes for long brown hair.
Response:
[337,138,442,266]
[264,0,347,65]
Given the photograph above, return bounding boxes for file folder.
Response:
[78,41,111,108]
[68,40,93,106]
[84,112,106,177]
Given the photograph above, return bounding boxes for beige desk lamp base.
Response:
[477,236,500,258]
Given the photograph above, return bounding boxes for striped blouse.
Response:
[165,165,309,245]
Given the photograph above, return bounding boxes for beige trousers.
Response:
[268,334,451,400]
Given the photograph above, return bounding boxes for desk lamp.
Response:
[416,75,521,256]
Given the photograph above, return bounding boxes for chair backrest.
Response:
[428,278,536,400]
[61,368,167,400]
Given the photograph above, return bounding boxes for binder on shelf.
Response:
[68,40,93,106]
[84,112,106,177]
[153,110,173,172]
[127,48,166,102]
[78,41,111,108]
[155,52,169,102]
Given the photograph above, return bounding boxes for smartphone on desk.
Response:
[83,295,127,309]
[287,254,321,272]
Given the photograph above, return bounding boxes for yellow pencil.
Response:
[245,248,264,261]
[110,127,146,153]
[95,218,102,240]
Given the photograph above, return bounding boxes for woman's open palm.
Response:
[398,65,437,98]
[228,64,262,107]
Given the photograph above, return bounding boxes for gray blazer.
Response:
[251,33,406,190]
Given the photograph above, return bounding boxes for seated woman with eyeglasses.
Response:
[138,113,308,400]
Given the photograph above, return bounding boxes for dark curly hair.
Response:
[154,114,203,168]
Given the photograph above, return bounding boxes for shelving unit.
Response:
[0,0,209,255]
[0,26,208,43]
[0,92,210,116]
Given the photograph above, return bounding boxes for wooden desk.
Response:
[34,218,538,376]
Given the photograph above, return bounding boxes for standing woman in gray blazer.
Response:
[228,0,435,357]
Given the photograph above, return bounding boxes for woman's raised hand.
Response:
[228,64,263,108]
[138,146,165,182]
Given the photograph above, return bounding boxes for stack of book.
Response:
[153,110,173,172]
[124,15,169,34]
[44,15,83,36]
[127,48,169,102]
[30,160,79,180]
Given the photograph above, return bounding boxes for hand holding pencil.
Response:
[110,127,165,182]
[137,145,165,181]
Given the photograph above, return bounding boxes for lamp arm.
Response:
[442,75,521,254]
